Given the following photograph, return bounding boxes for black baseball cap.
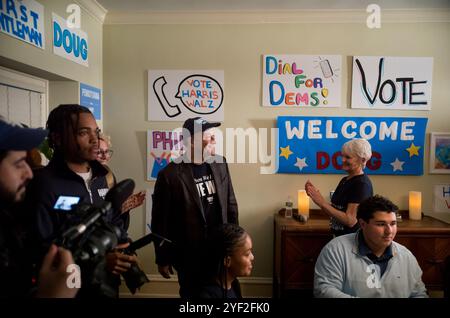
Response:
[182,117,221,137]
[0,119,48,151]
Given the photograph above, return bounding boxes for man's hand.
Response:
[121,191,146,213]
[105,242,138,275]
[36,244,79,298]
[158,264,173,279]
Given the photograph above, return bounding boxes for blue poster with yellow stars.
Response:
[277,116,428,175]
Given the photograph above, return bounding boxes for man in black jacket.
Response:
[26,105,137,298]
[152,117,239,298]
[0,118,78,298]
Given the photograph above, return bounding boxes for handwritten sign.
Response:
[262,55,342,107]
[351,56,433,110]
[277,116,427,175]
[434,184,450,213]
[147,129,183,180]
[148,70,224,122]
[52,13,88,67]
[0,0,45,49]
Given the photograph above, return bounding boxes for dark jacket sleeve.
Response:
[26,174,58,244]
[151,169,174,266]
[225,161,239,225]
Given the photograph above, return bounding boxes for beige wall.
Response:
[0,0,103,107]
[103,20,450,280]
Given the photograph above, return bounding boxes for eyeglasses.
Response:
[98,149,113,157]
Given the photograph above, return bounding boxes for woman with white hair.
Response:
[305,138,373,236]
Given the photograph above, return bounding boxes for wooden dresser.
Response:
[273,210,450,297]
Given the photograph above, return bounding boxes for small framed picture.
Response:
[430,132,450,174]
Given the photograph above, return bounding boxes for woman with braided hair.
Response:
[199,223,254,298]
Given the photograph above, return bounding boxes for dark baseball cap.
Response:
[182,117,221,137]
[0,119,48,151]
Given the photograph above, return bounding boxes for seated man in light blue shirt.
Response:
[314,195,428,298]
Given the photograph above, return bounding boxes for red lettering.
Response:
[366,151,381,170]
[332,151,343,170]
[152,131,163,148]
[317,152,330,170]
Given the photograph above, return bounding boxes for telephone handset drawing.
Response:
[153,76,181,118]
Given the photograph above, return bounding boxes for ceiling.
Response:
[96,0,450,12]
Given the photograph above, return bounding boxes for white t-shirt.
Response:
[76,169,93,203]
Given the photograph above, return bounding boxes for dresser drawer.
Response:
[282,233,333,288]
[395,236,450,289]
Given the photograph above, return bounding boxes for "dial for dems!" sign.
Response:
[277,116,427,175]
[263,55,342,108]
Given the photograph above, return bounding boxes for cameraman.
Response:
[0,118,78,298]
[25,105,137,298]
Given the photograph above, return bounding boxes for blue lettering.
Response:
[6,0,17,19]
[265,56,277,75]
[269,80,284,106]
[72,34,81,57]
[14,19,25,38]
[0,13,12,32]
[53,18,89,62]
[62,29,72,53]
[443,187,450,197]
[53,21,62,47]
[80,39,87,60]
[29,10,38,29]
[181,90,189,97]
[29,27,42,47]
[19,4,27,23]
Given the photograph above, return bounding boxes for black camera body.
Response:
[55,201,121,264]
[120,232,172,294]
[54,179,133,297]
[53,200,122,297]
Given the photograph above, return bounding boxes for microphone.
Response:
[125,232,173,253]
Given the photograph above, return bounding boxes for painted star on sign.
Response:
[279,145,293,160]
[294,157,308,171]
[406,143,421,157]
[390,157,405,172]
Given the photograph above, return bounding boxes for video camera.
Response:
[55,200,121,264]
[54,179,165,295]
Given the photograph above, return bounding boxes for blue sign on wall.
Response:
[277,116,428,175]
[80,83,101,120]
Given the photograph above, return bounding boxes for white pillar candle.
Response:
[298,190,310,219]
[409,191,422,220]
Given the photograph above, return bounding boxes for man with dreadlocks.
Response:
[25,104,137,298]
